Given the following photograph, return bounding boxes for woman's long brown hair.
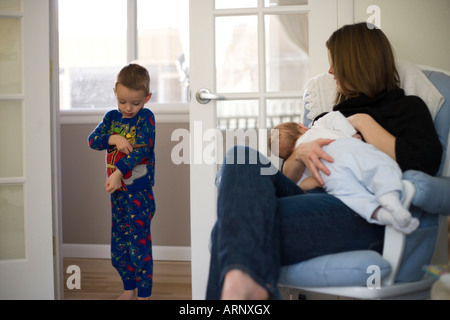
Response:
[326,22,400,104]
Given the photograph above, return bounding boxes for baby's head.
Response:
[269,122,308,160]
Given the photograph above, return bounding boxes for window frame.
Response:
[58,0,189,123]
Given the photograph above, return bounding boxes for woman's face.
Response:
[327,51,342,93]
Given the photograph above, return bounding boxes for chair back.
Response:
[423,69,450,267]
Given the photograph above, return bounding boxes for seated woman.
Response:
[206,22,442,300]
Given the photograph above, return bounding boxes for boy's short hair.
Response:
[116,63,151,95]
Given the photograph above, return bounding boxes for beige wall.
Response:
[354,0,450,71]
[61,121,191,247]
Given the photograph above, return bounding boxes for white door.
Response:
[0,0,54,299]
[189,0,351,299]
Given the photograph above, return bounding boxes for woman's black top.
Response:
[333,88,442,176]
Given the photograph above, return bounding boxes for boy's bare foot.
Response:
[117,290,137,300]
[221,269,269,300]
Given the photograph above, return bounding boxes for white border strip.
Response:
[63,244,191,261]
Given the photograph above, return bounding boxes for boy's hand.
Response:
[109,135,133,155]
[105,170,123,193]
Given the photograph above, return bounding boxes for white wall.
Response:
[354,0,450,71]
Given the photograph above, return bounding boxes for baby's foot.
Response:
[390,205,413,228]
[377,208,419,234]
[395,217,420,235]
[378,185,415,228]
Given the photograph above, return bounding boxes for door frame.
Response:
[50,0,64,300]
[0,0,58,299]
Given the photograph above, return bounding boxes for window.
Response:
[58,0,189,110]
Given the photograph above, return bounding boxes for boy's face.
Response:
[114,83,151,118]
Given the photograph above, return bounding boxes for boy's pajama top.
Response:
[88,108,156,297]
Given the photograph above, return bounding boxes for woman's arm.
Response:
[347,113,396,160]
[282,138,334,185]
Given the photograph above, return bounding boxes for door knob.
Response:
[196,88,225,104]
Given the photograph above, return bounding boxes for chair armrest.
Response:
[381,226,406,285]
[381,180,414,285]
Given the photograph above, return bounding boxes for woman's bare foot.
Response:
[117,290,137,300]
[221,269,269,300]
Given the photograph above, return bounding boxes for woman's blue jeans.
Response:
[206,146,384,299]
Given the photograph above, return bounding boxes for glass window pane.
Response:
[0,185,25,260]
[137,0,189,103]
[58,0,127,110]
[0,101,22,177]
[0,18,22,94]
[215,0,257,9]
[217,100,259,130]
[0,0,21,11]
[216,16,258,93]
[265,14,309,92]
[265,0,308,7]
[217,100,260,162]
[266,98,302,129]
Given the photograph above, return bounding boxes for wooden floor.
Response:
[63,258,192,300]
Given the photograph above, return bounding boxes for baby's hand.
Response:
[105,170,123,193]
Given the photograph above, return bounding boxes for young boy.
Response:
[269,111,419,234]
[88,63,156,300]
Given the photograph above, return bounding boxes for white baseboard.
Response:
[63,243,191,261]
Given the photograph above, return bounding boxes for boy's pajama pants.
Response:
[110,188,155,298]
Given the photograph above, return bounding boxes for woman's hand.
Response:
[105,170,123,193]
[283,138,334,185]
[108,135,133,155]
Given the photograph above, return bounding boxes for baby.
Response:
[269,111,419,234]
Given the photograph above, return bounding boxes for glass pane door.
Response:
[0,11,24,260]
[0,0,54,299]
[214,2,308,164]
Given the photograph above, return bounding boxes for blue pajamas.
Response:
[111,188,155,298]
[88,107,156,298]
